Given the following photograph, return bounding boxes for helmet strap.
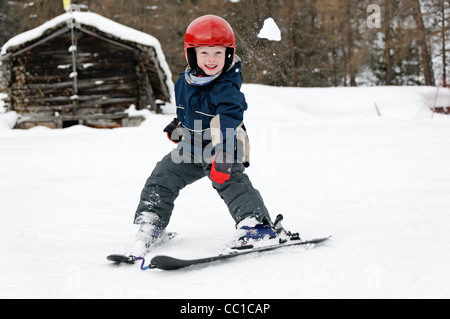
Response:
[186,48,199,71]
[223,47,235,74]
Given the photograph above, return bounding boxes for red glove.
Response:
[210,151,233,184]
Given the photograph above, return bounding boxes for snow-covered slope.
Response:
[1,85,450,298]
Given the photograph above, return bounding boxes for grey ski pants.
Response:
[134,148,271,229]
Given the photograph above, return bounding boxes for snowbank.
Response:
[241,85,444,120]
[0,111,18,130]
[0,85,447,132]
[0,85,447,131]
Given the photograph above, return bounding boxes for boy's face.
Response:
[195,46,227,76]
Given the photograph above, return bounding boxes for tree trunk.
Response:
[384,0,393,85]
[412,0,435,85]
[442,0,447,87]
[290,19,299,87]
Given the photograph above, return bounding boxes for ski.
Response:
[107,231,177,264]
[146,236,331,271]
[107,254,137,264]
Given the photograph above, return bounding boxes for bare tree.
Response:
[410,0,435,85]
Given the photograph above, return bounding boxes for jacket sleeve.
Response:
[209,83,247,153]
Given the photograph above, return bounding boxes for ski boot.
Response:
[230,214,301,250]
[129,222,163,257]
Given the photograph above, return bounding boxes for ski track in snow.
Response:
[1,85,450,298]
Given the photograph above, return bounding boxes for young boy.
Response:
[131,15,283,255]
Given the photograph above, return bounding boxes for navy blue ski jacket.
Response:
[174,61,249,159]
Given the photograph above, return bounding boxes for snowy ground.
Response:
[1,85,450,299]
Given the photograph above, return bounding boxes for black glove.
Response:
[163,118,183,144]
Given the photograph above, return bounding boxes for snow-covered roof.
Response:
[1,11,174,100]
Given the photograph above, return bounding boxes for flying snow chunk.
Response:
[258,18,281,41]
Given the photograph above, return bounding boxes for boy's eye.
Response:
[197,50,224,56]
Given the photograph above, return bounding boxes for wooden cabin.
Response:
[0,12,173,129]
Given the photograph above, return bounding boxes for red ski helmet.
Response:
[184,15,236,72]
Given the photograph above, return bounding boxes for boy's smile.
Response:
[195,46,227,76]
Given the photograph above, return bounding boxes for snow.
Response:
[0,111,18,129]
[1,12,174,103]
[258,18,281,42]
[1,85,450,298]
[57,64,71,70]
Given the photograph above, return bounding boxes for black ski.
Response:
[148,236,331,271]
[107,254,137,264]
